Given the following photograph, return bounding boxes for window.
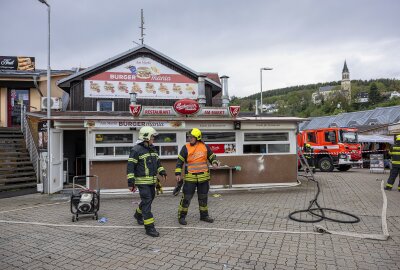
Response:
[202,132,235,142]
[307,132,316,143]
[97,100,114,111]
[94,133,133,157]
[153,133,178,157]
[324,131,336,143]
[244,132,288,141]
[243,132,290,154]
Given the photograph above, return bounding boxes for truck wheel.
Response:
[318,157,334,172]
[338,165,351,171]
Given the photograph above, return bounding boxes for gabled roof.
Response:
[57,44,221,90]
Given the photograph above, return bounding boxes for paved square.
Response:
[0,169,399,269]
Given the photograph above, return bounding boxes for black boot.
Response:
[384,186,392,191]
[200,216,214,223]
[134,212,144,225]
[179,217,187,225]
[145,226,160,237]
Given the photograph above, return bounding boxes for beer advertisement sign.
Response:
[0,56,35,71]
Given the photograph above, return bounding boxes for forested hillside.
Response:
[230,79,400,117]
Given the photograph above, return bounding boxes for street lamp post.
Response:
[260,67,273,114]
[38,0,51,193]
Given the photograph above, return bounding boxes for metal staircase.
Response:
[0,127,37,191]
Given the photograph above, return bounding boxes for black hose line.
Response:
[288,177,360,224]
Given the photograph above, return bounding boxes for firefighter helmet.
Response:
[138,126,158,141]
[305,143,311,147]
[396,134,400,141]
[189,128,202,141]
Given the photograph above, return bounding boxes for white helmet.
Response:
[138,126,158,141]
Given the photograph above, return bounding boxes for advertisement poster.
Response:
[370,154,384,173]
[0,56,35,71]
[84,57,198,99]
[208,144,236,154]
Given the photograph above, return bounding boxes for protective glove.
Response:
[156,179,163,195]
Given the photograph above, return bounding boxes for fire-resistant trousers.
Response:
[136,184,156,228]
[178,180,210,219]
[387,165,400,190]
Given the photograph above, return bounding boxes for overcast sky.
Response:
[2,0,400,97]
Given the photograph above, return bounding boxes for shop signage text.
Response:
[84,120,185,129]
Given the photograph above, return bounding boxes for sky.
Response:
[1,0,400,98]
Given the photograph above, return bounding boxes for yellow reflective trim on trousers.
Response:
[175,168,182,173]
[136,208,142,214]
[144,218,154,225]
[390,152,400,155]
[178,205,188,212]
[393,147,400,150]
[199,206,208,211]
[392,161,400,165]
[386,184,393,187]
[178,155,185,162]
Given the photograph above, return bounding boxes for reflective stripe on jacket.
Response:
[390,144,400,165]
[127,143,166,186]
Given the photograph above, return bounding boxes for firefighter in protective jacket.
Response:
[175,128,220,225]
[303,143,316,173]
[385,134,400,191]
[127,126,167,237]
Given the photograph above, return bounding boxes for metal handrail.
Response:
[21,105,40,182]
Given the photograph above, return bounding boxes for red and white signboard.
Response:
[84,120,185,129]
[173,99,200,115]
[208,144,236,154]
[229,106,241,117]
[84,57,198,99]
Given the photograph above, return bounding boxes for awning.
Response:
[358,134,394,144]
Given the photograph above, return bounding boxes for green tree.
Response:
[369,83,381,105]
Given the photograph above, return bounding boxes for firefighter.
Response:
[127,126,167,237]
[385,134,400,191]
[175,128,220,225]
[303,143,316,173]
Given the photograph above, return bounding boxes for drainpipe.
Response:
[33,75,44,97]
[220,75,229,107]
[255,99,259,116]
[197,75,206,107]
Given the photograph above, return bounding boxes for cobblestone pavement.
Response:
[1,169,400,269]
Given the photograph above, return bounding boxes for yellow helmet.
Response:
[138,126,158,141]
[189,128,202,140]
[305,143,311,147]
[396,134,400,141]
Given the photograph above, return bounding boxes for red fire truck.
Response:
[298,127,362,172]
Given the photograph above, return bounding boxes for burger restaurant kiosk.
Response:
[28,45,304,193]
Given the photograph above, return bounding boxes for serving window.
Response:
[243,132,290,154]
[94,132,133,157]
[153,133,179,157]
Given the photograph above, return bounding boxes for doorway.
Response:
[63,130,86,185]
[7,89,30,127]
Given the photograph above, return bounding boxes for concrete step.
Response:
[0,182,37,191]
[0,161,33,166]
[0,171,36,178]
[0,176,37,184]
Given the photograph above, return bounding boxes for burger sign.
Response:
[173,99,200,115]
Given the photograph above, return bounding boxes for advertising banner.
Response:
[84,57,198,99]
[0,56,35,71]
[208,144,236,154]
